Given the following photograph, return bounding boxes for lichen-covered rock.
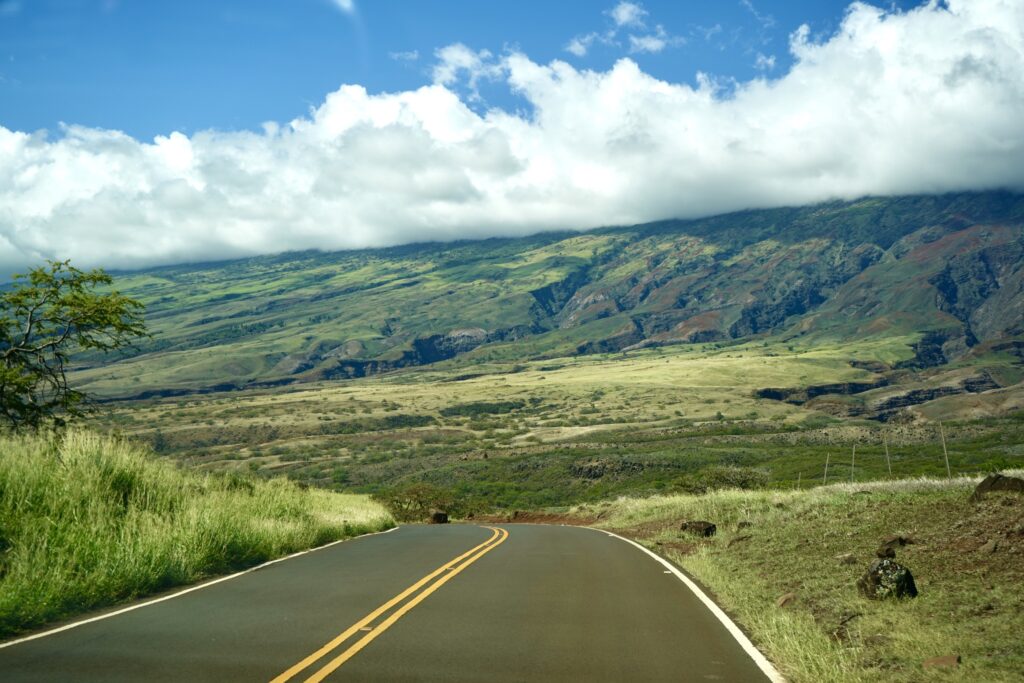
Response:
[857,558,918,599]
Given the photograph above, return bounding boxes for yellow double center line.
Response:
[271,526,509,682]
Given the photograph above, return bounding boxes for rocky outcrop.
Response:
[873,372,1001,414]
[857,558,918,599]
[755,380,887,404]
[729,244,884,337]
[575,319,645,355]
[680,521,717,537]
[970,473,1024,502]
[530,267,592,318]
[429,511,449,524]
[930,241,1024,346]
[570,459,645,479]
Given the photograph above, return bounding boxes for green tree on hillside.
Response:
[0,260,147,429]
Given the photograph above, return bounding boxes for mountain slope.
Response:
[73,191,1024,397]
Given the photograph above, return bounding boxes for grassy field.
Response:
[572,475,1024,682]
[0,429,393,639]
[92,336,1024,509]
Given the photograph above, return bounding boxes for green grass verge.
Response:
[575,475,1024,682]
[0,429,394,639]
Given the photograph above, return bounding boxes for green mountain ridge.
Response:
[74,191,1024,401]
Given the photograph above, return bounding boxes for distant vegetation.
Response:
[93,337,1024,513]
[0,430,393,637]
[58,191,1022,509]
[69,191,1024,401]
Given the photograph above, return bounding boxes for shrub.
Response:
[670,465,770,494]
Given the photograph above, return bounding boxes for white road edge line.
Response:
[588,527,786,683]
[0,526,400,650]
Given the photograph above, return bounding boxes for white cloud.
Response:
[390,50,420,62]
[566,34,595,57]
[431,44,503,100]
[628,25,683,54]
[568,3,681,58]
[741,0,776,30]
[608,2,647,29]
[754,52,776,70]
[1,0,1023,271]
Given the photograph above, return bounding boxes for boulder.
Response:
[970,473,1024,502]
[922,654,961,670]
[979,539,998,554]
[429,511,449,524]
[857,558,918,599]
[680,521,717,537]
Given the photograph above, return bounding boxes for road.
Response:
[0,524,780,682]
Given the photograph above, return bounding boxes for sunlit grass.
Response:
[0,429,393,638]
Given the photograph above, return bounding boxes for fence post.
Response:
[850,444,856,483]
[939,421,951,478]
[883,433,892,477]
[823,452,830,484]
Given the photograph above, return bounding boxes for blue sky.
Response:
[1,0,917,139]
[0,0,1021,270]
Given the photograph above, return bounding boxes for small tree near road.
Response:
[0,260,147,430]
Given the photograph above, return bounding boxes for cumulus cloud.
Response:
[389,50,419,62]
[567,1,680,57]
[608,2,647,29]
[1,0,1024,271]
[628,25,683,54]
[431,43,503,99]
[754,52,776,70]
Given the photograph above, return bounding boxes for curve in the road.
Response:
[1,524,784,682]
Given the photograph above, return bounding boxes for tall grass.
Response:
[0,429,393,638]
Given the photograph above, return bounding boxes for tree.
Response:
[0,260,147,429]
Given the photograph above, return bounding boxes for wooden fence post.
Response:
[939,421,951,478]
[883,433,892,477]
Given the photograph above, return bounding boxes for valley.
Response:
[72,192,1024,508]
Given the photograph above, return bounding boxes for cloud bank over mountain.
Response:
[1,0,1023,270]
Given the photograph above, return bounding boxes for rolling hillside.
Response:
[72,191,1024,399]
[68,191,1024,501]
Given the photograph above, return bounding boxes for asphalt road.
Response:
[0,524,777,682]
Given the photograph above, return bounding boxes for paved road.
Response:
[1,524,777,682]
